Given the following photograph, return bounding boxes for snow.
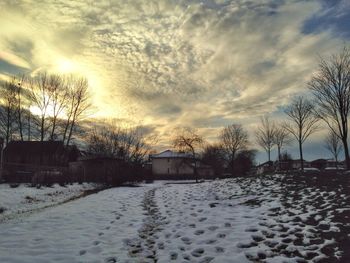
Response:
[0,174,350,262]
[0,183,100,222]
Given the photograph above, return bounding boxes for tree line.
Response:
[172,47,350,175]
[255,47,350,171]
[0,72,90,146]
[86,121,157,166]
[171,126,255,177]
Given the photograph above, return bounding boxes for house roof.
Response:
[257,161,273,167]
[4,141,79,156]
[310,158,328,163]
[150,150,192,159]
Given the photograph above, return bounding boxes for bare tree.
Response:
[0,78,18,144]
[284,97,319,171]
[273,126,292,169]
[48,74,67,140]
[63,76,91,146]
[28,72,52,141]
[325,130,342,165]
[14,75,26,141]
[309,47,350,169]
[255,116,276,163]
[172,127,203,182]
[220,124,249,176]
[87,122,156,165]
[202,143,225,176]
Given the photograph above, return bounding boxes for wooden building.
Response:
[2,141,80,183]
[69,157,123,184]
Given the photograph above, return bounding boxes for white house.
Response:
[150,150,214,179]
[151,150,194,177]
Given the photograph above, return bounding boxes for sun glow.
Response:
[56,58,76,73]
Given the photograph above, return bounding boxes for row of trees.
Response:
[255,47,350,170]
[0,72,156,168]
[171,47,350,175]
[87,121,157,165]
[172,126,255,178]
[0,72,91,145]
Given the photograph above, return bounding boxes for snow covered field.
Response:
[1,174,350,262]
[0,183,100,222]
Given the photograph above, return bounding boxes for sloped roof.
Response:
[151,150,192,159]
[3,141,80,158]
[4,141,66,155]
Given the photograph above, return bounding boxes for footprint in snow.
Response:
[181,236,192,245]
[93,241,100,246]
[217,233,226,239]
[208,226,219,231]
[205,239,217,244]
[199,256,215,263]
[105,257,118,263]
[191,248,205,257]
[215,246,225,253]
[194,229,205,235]
[79,250,86,256]
[170,251,178,260]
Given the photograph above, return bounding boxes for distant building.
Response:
[256,161,274,175]
[150,150,214,179]
[290,159,311,170]
[310,159,328,170]
[310,158,344,170]
[2,141,80,182]
[69,156,123,184]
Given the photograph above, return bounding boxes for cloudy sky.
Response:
[0,0,349,162]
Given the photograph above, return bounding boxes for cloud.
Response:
[0,0,349,159]
[0,51,30,70]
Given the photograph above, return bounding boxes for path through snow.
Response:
[1,174,350,262]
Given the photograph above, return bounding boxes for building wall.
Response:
[152,158,193,175]
[292,162,311,169]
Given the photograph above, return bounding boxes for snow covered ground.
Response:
[1,174,350,262]
[0,183,100,222]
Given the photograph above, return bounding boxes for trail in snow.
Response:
[1,175,350,262]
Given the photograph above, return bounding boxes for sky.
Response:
[0,0,349,163]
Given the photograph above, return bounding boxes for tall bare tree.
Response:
[28,72,52,141]
[273,126,292,168]
[48,74,67,140]
[309,47,350,169]
[172,127,203,182]
[202,143,225,176]
[0,78,18,144]
[255,116,276,163]
[325,130,342,165]
[14,75,26,141]
[284,97,319,171]
[87,122,156,165]
[220,124,249,176]
[63,76,91,146]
